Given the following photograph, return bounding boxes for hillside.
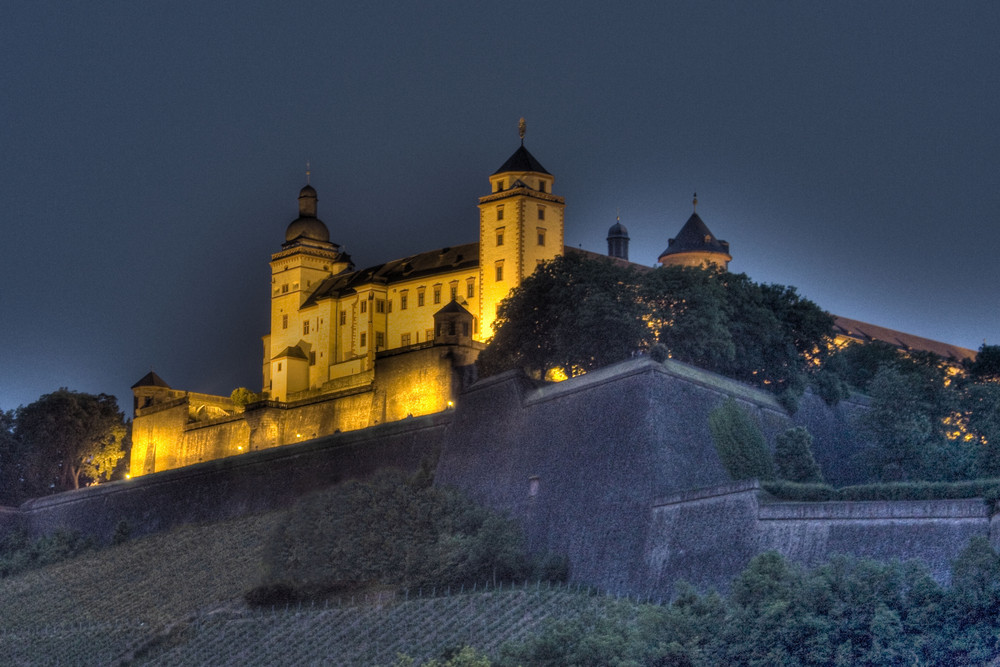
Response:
[0,511,640,666]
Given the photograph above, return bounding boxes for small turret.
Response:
[658,194,731,270]
[607,214,629,260]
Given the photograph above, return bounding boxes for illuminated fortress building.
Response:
[129,123,975,476]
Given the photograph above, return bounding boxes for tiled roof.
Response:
[302,242,479,307]
[832,315,976,362]
[659,213,730,259]
[493,145,550,175]
[131,371,170,389]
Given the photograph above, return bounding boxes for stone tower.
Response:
[477,120,565,338]
[658,195,731,270]
[264,184,352,400]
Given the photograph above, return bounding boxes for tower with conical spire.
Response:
[658,194,731,270]
[477,119,565,338]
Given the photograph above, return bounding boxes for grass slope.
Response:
[0,511,640,666]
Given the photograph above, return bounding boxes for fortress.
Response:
[128,123,975,477]
[0,126,988,596]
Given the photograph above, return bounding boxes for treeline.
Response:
[0,389,128,505]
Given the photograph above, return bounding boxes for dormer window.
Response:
[496,180,504,192]
[538,180,546,193]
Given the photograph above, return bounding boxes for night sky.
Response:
[2,2,998,413]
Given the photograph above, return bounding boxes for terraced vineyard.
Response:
[0,512,642,665]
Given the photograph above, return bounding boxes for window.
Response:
[538,180,546,193]
[277,362,282,371]
[495,261,504,281]
[360,333,367,347]
[496,227,504,246]
[466,281,475,298]
[376,299,386,314]
[401,333,411,346]
[400,292,408,310]
[496,180,504,192]
[426,328,434,341]
[433,285,441,304]
[282,314,288,329]
[360,300,367,314]
[281,284,289,294]
[537,206,545,221]
[309,351,316,366]
[496,205,504,220]
[537,228,546,246]
[339,310,346,325]
[303,320,310,335]
[450,284,458,301]
[375,332,385,349]
[418,290,425,307]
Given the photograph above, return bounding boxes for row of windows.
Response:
[493,179,548,193]
[495,205,546,221]
[495,227,546,247]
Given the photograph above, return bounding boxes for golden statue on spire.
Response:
[519,117,526,144]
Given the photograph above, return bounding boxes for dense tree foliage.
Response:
[497,541,1000,666]
[708,399,774,482]
[774,427,824,484]
[252,468,563,604]
[478,254,834,403]
[0,389,127,504]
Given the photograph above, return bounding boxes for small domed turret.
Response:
[285,185,330,245]
[607,215,630,260]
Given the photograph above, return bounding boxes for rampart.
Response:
[1,357,994,597]
[6,413,449,543]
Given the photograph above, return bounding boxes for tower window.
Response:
[495,261,504,282]
[537,228,546,246]
[303,320,310,335]
[433,285,442,304]
[496,180,504,192]
[282,314,288,329]
[281,284,289,294]
[538,180,546,193]
[537,206,545,221]
[496,228,504,246]
[496,205,504,220]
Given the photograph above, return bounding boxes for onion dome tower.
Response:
[658,194,731,270]
[607,213,629,260]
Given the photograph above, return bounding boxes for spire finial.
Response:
[518,117,526,145]
[693,192,698,211]
[306,160,311,185]
[616,206,620,222]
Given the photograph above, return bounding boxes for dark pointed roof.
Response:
[659,213,730,260]
[493,145,549,175]
[607,220,629,239]
[131,371,170,389]
[434,299,472,316]
[272,346,308,361]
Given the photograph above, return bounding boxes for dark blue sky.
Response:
[2,2,998,412]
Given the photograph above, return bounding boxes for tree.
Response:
[13,389,126,497]
[708,398,774,481]
[0,410,18,505]
[477,253,647,379]
[967,343,1000,383]
[774,427,824,483]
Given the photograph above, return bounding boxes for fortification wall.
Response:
[14,413,449,543]
[791,390,871,486]
[436,357,793,594]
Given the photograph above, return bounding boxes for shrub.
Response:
[708,399,774,481]
[774,427,824,483]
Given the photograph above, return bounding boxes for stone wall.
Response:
[12,413,449,543]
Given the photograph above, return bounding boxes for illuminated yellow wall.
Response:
[660,251,730,271]
[478,171,564,338]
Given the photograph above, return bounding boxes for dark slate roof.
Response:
[301,242,479,308]
[832,315,977,363]
[607,220,629,238]
[659,213,730,259]
[493,145,550,175]
[131,370,170,389]
[435,299,472,316]
[272,346,308,361]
